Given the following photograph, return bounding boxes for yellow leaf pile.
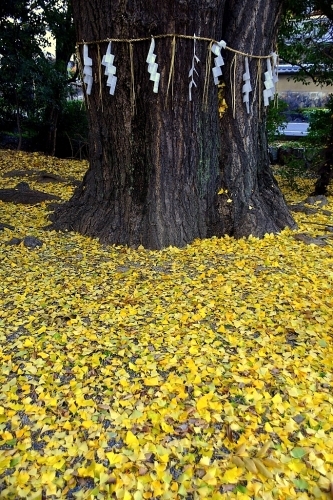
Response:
[0,150,333,499]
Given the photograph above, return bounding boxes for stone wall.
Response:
[279,90,330,110]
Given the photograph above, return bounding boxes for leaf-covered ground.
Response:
[0,150,333,500]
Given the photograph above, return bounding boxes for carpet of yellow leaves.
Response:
[0,150,333,500]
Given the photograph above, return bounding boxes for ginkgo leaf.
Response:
[41,470,56,483]
[125,430,140,448]
[221,467,243,483]
[196,395,209,411]
[290,447,307,459]
[293,478,309,490]
[144,377,160,386]
[106,452,123,465]
[0,150,333,499]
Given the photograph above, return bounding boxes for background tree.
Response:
[38,0,77,155]
[0,0,45,150]
[50,0,296,250]
[279,0,333,194]
[0,0,76,155]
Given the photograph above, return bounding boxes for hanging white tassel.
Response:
[242,56,252,114]
[263,58,274,107]
[102,42,117,95]
[146,38,160,93]
[271,52,279,93]
[83,44,93,95]
[211,40,226,85]
[188,34,200,101]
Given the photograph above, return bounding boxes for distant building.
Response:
[278,64,333,110]
[278,14,333,110]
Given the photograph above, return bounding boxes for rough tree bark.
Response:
[218,1,296,237]
[50,0,296,249]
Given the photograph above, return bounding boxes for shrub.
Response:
[55,100,88,159]
[266,97,288,143]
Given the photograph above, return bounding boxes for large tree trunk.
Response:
[218,1,296,237]
[50,0,296,249]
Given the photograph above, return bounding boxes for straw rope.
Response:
[79,34,277,116]
[230,54,237,119]
[97,44,103,111]
[202,40,213,112]
[129,43,136,115]
[76,33,273,60]
[165,36,176,109]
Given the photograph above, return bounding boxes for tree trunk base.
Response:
[49,168,297,249]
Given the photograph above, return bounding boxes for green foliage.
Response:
[273,98,333,190]
[277,141,310,190]
[266,98,288,143]
[0,98,16,131]
[304,96,333,145]
[0,1,45,109]
[58,100,87,138]
[39,0,75,69]
[266,98,307,191]
[56,100,88,158]
[279,1,333,86]
[278,2,333,195]
[0,0,76,154]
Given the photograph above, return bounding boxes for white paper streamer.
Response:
[263,58,275,107]
[83,44,93,95]
[271,51,279,93]
[188,34,200,101]
[102,42,117,95]
[211,40,226,85]
[146,38,160,93]
[242,56,252,114]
